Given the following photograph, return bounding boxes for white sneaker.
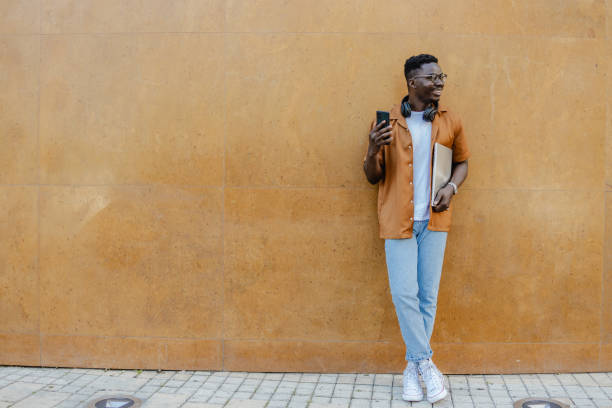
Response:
[402,361,424,401]
[417,359,448,403]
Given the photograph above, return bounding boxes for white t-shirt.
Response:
[405,112,432,221]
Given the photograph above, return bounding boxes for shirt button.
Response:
[410,217,413,221]
[410,200,413,203]
[409,163,412,167]
[410,181,413,184]
[408,145,412,149]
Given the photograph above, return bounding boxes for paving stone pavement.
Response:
[0,366,610,408]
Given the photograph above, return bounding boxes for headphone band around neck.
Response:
[400,95,438,122]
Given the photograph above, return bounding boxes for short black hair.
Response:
[404,54,438,81]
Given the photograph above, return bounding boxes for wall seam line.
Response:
[0,185,609,194]
[37,0,42,367]
[221,0,228,372]
[0,184,607,192]
[0,183,225,188]
[601,162,608,369]
[0,333,602,345]
[12,32,608,41]
[602,21,610,368]
[34,333,226,341]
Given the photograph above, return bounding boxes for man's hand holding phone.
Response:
[368,114,393,156]
[364,111,391,184]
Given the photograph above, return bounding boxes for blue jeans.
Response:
[385,220,447,362]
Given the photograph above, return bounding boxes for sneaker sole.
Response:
[427,386,448,403]
[402,393,423,402]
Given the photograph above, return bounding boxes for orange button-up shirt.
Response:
[367,104,470,239]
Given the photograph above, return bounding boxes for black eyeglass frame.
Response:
[411,73,448,83]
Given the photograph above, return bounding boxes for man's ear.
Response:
[407,78,415,89]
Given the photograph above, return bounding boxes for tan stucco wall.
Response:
[1,0,610,373]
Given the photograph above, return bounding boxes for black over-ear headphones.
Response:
[401,95,438,122]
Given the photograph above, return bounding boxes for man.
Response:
[363,54,469,404]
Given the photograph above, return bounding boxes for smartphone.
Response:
[376,110,390,126]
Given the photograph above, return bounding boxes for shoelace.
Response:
[419,361,437,382]
[403,366,420,389]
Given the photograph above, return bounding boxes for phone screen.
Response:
[376,111,390,126]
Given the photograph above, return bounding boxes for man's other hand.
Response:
[432,184,454,212]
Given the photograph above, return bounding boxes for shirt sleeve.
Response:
[452,115,471,163]
[363,119,385,168]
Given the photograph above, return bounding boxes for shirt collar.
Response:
[390,103,447,129]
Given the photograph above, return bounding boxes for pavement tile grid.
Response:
[0,367,610,408]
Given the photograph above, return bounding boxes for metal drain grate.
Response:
[513,397,569,408]
[87,395,141,408]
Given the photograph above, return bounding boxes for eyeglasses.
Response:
[411,73,447,83]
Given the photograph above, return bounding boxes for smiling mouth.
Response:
[432,89,443,96]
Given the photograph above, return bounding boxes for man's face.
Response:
[409,62,445,104]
